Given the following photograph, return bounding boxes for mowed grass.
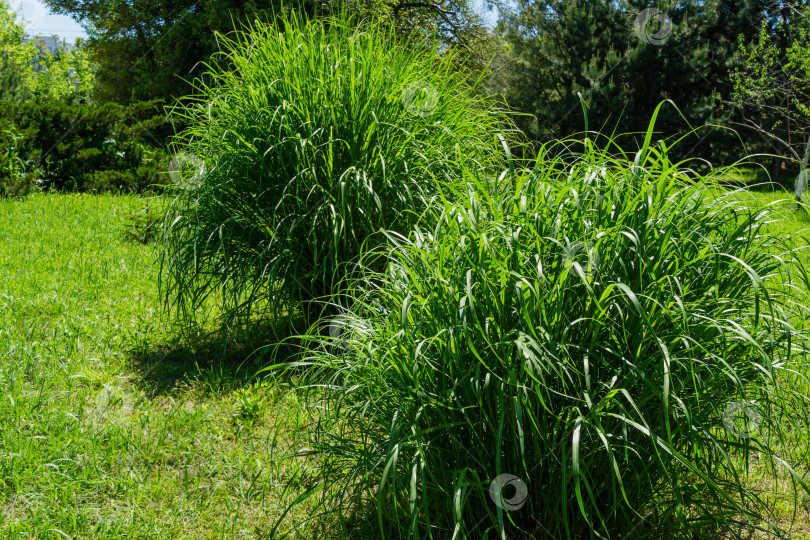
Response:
[0,193,324,539]
[2,190,810,538]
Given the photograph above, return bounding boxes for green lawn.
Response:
[0,193,325,539]
[2,191,810,538]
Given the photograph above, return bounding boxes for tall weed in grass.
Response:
[160,11,509,331]
[286,120,810,538]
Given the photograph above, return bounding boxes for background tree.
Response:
[496,0,769,163]
[0,0,30,102]
[41,0,282,103]
[25,38,95,102]
[729,1,810,198]
[43,0,492,105]
[0,0,95,102]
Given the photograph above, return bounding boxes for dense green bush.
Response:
[289,123,810,537]
[0,127,36,196]
[161,10,511,329]
[0,99,170,194]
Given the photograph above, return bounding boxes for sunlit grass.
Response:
[3,183,810,537]
[0,193,327,538]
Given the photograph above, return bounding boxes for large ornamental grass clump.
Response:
[289,120,810,538]
[159,10,509,328]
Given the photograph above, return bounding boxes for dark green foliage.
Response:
[43,0,490,104]
[0,99,171,193]
[497,0,769,162]
[289,119,810,538]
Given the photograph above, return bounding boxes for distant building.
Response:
[20,34,83,88]
[24,34,73,55]
[23,34,73,72]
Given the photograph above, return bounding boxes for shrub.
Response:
[1,0,96,103]
[0,99,170,193]
[0,50,30,102]
[288,124,810,537]
[0,127,36,196]
[160,10,510,330]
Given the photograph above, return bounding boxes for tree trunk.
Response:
[795,132,810,201]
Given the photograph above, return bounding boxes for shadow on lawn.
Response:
[127,316,304,397]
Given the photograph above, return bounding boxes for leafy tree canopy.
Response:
[43,0,491,103]
[730,1,810,196]
[0,0,95,102]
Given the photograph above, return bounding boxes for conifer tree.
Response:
[498,0,768,162]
